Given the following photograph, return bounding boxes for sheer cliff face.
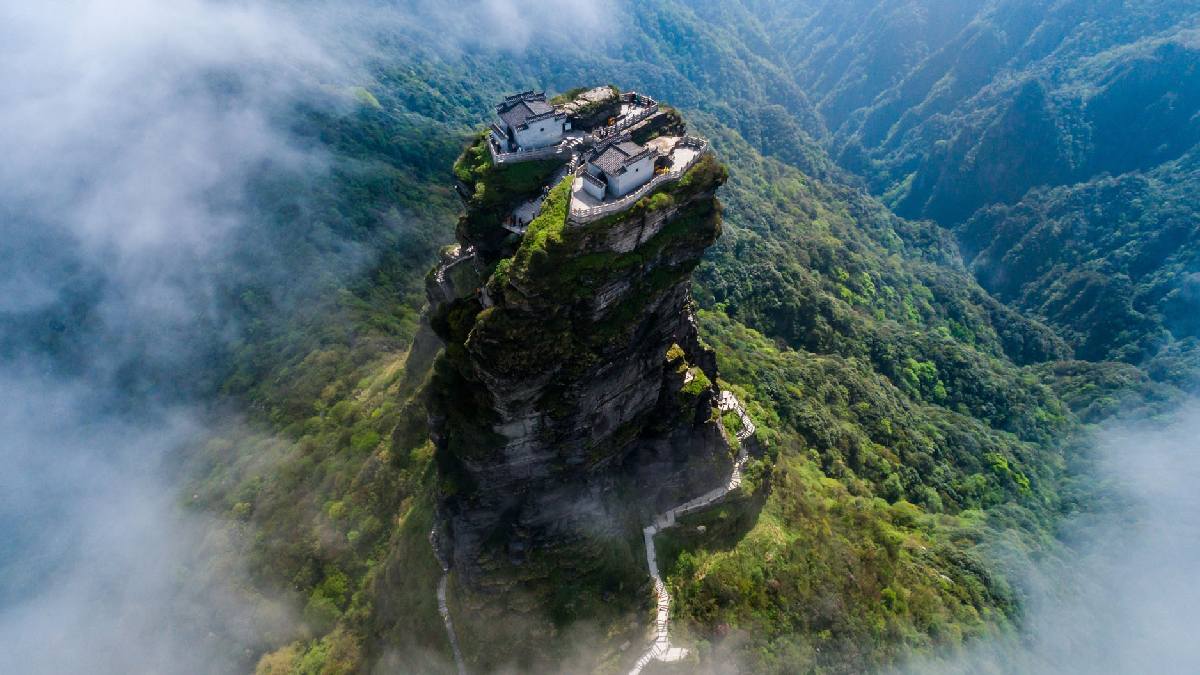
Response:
[426,140,730,589]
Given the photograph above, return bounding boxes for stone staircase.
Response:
[628,390,754,674]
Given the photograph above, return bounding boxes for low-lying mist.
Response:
[0,373,299,673]
[904,401,1200,675]
[0,1,344,672]
[1025,402,1200,673]
[0,1,615,672]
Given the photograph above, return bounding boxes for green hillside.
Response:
[690,0,1200,372]
[176,4,1199,673]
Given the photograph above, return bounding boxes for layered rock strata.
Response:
[426,107,731,593]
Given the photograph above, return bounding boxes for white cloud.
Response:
[0,1,619,671]
[903,402,1200,674]
[0,2,344,672]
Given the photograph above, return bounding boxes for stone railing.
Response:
[433,245,475,285]
[593,102,660,141]
[620,91,657,107]
[569,138,709,224]
[563,150,583,174]
[487,132,574,165]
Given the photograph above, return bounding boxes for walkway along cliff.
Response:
[396,86,754,672]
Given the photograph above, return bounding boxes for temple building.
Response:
[492,91,569,151]
[581,135,658,200]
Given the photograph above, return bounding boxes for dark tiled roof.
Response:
[497,92,559,130]
[591,147,630,175]
[581,171,606,189]
[500,90,536,104]
[589,138,655,176]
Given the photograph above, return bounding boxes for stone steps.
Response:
[429,527,467,675]
[628,390,754,674]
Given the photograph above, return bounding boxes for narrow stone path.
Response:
[629,391,755,674]
[505,153,581,234]
[433,245,476,285]
[427,392,755,675]
[429,527,467,675]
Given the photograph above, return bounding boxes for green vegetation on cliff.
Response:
[190,86,1072,674]
[182,4,1200,671]
[452,133,565,253]
[508,175,573,278]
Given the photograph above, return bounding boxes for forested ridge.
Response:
[165,3,1200,673]
[685,0,1200,370]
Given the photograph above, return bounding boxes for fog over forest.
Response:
[1,2,1197,674]
[898,406,1200,675]
[0,1,611,672]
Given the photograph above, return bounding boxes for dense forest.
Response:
[7,2,1196,674]
[694,0,1200,370]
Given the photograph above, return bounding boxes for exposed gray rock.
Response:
[558,86,621,131]
[425,129,728,594]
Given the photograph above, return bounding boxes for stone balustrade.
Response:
[569,138,709,224]
[487,134,575,165]
[593,102,660,141]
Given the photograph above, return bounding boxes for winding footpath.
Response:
[629,391,756,674]
[427,391,755,675]
[429,527,467,675]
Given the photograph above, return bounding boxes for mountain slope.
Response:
[958,149,1200,362]
[178,6,1200,672]
[222,104,1078,675]
[697,0,1200,368]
